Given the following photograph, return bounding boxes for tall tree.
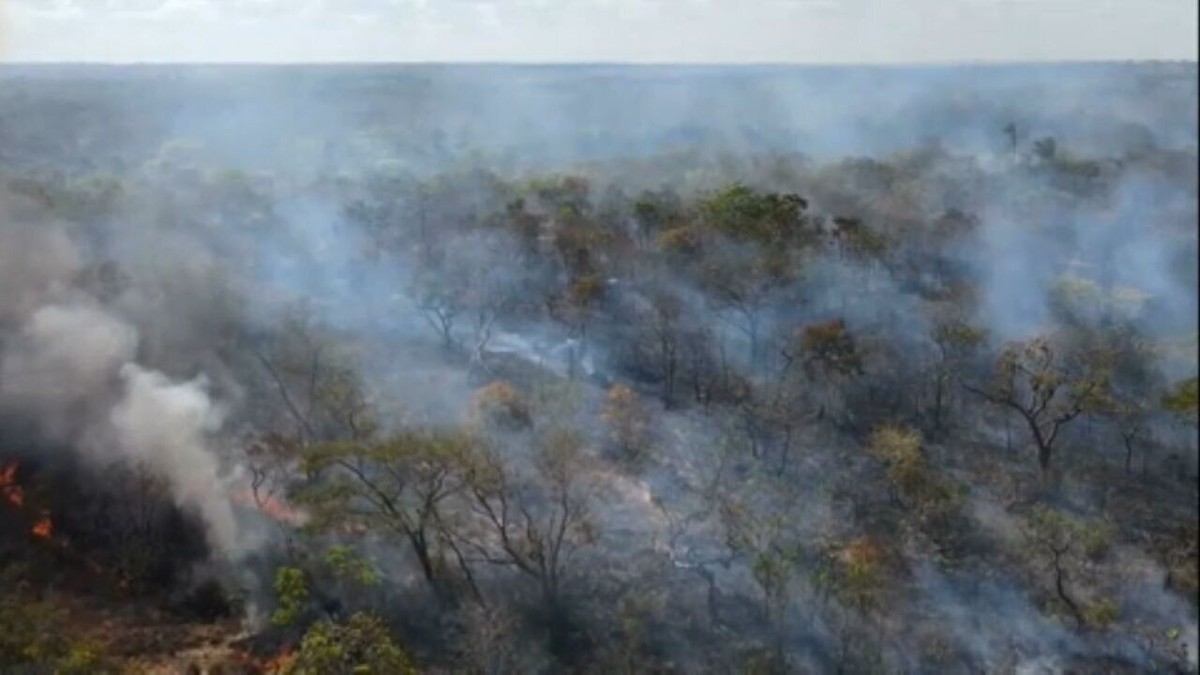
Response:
[460,428,598,618]
[928,317,986,433]
[291,430,480,600]
[966,337,1107,473]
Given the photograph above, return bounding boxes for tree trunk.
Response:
[698,566,719,627]
[443,534,485,605]
[932,372,945,432]
[777,426,793,476]
[747,314,760,372]
[1123,434,1134,475]
[662,344,676,409]
[409,531,440,594]
[1025,414,1053,473]
[1052,551,1084,625]
[1037,443,1053,473]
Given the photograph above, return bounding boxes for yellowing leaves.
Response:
[469,381,531,430]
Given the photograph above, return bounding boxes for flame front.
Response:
[32,512,53,539]
[2,462,58,542]
[1,462,24,508]
[255,493,307,525]
[1,460,111,583]
[233,488,309,526]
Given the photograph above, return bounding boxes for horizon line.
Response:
[1,58,1196,68]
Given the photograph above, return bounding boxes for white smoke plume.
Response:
[110,363,248,556]
[0,205,253,560]
[1,302,138,408]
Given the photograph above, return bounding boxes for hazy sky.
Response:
[1,0,1197,63]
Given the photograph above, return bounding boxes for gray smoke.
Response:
[0,206,254,560]
[0,63,1194,670]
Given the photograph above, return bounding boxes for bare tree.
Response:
[632,288,685,408]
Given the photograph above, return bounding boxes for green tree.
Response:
[1163,376,1198,426]
[255,308,377,445]
[965,337,1107,473]
[632,188,685,249]
[797,318,864,378]
[698,252,784,370]
[720,487,806,668]
[928,318,986,433]
[1022,506,1113,626]
[827,216,889,265]
[271,567,310,628]
[698,184,812,248]
[869,425,965,551]
[460,428,598,615]
[778,318,864,422]
[692,184,817,369]
[293,430,479,599]
[271,548,381,629]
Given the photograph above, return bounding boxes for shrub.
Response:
[0,591,117,673]
[0,593,66,669]
[602,384,651,462]
[869,425,926,500]
[272,567,310,628]
[1083,598,1120,628]
[1081,524,1114,560]
[813,537,891,614]
[281,612,416,675]
[869,425,965,546]
[655,226,700,254]
[471,381,531,430]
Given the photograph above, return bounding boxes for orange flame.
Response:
[31,512,53,539]
[256,493,307,525]
[1,464,55,541]
[233,489,308,526]
[1,462,24,508]
[0,461,110,581]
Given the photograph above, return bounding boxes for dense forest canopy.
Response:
[0,63,1196,673]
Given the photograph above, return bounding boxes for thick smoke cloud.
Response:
[110,364,245,554]
[0,206,253,560]
[2,302,137,408]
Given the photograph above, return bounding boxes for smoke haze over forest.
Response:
[0,61,1197,673]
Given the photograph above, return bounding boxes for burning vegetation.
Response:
[1,462,23,508]
[2,462,54,541]
[0,63,1197,673]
